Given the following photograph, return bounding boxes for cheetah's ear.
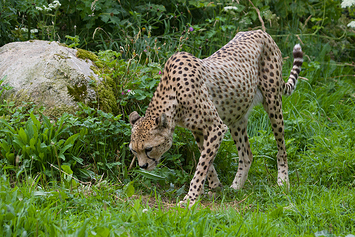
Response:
[156,113,168,129]
[129,111,141,126]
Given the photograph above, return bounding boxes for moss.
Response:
[90,66,101,75]
[95,61,105,69]
[6,90,32,103]
[74,48,119,115]
[58,42,71,48]
[96,84,117,114]
[54,53,70,60]
[43,105,77,118]
[93,74,118,114]
[88,75,97,88]
[76,49,98,63]
[67,81,88,103]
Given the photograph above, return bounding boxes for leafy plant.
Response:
[0,1,18,45]
[65,35,80,48]
[0,76,12,106]
[0,112,84,179]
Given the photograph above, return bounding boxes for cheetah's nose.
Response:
[140,163,148,169]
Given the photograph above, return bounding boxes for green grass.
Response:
[1,175,354,236]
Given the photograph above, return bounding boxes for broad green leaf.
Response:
[134,169,165,180]
[13,137,24,149]
[29,137,37,151]
[30,112,40,128]
[0,118,16,133]
[64,133,80,147]
[5,152,15,163]
[269,206,284,218]
[34,190,49,196]
[80,127,88,136]
[3,165,15,170]
[18,128,28,144]
[72,156,84,165]
[58,143,74,160]
[42,113,52,127]
[61,164,73,175]
[61,164,73,182]
[100,14,110,23]
[123,181,135,198]
[90,227,110,237]
[58,153,66,161]
[5,205,15,221]
[0,139,10,152]
[42,128,49,142]
[24,145,31,156]
[56,140,65,147]
[40,142,48,150]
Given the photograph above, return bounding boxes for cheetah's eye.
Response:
[145,147,153,153]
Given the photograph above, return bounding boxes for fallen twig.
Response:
[128,155,136,170]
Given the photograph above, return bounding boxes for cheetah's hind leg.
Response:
[229,117,253,190]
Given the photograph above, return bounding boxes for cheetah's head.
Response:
[129,111,173,171]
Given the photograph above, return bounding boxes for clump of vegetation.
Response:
[0,0,355,235]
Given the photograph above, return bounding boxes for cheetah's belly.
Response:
[204,71,261,126]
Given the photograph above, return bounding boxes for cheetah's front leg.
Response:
[181,124,226,206]
[192,131,223,191]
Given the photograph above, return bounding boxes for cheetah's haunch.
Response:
[129,30,303,206]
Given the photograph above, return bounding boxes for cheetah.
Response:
[129,30,303,205]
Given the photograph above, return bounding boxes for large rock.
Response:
[0,40,100,116]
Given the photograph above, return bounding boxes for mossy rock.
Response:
[0,40,106,118]
[0,40,122,117]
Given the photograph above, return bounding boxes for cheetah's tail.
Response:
[283,44,303,96]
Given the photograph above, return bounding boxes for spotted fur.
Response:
[129,30,303,205]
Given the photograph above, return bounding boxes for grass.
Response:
[1,175,354,236]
